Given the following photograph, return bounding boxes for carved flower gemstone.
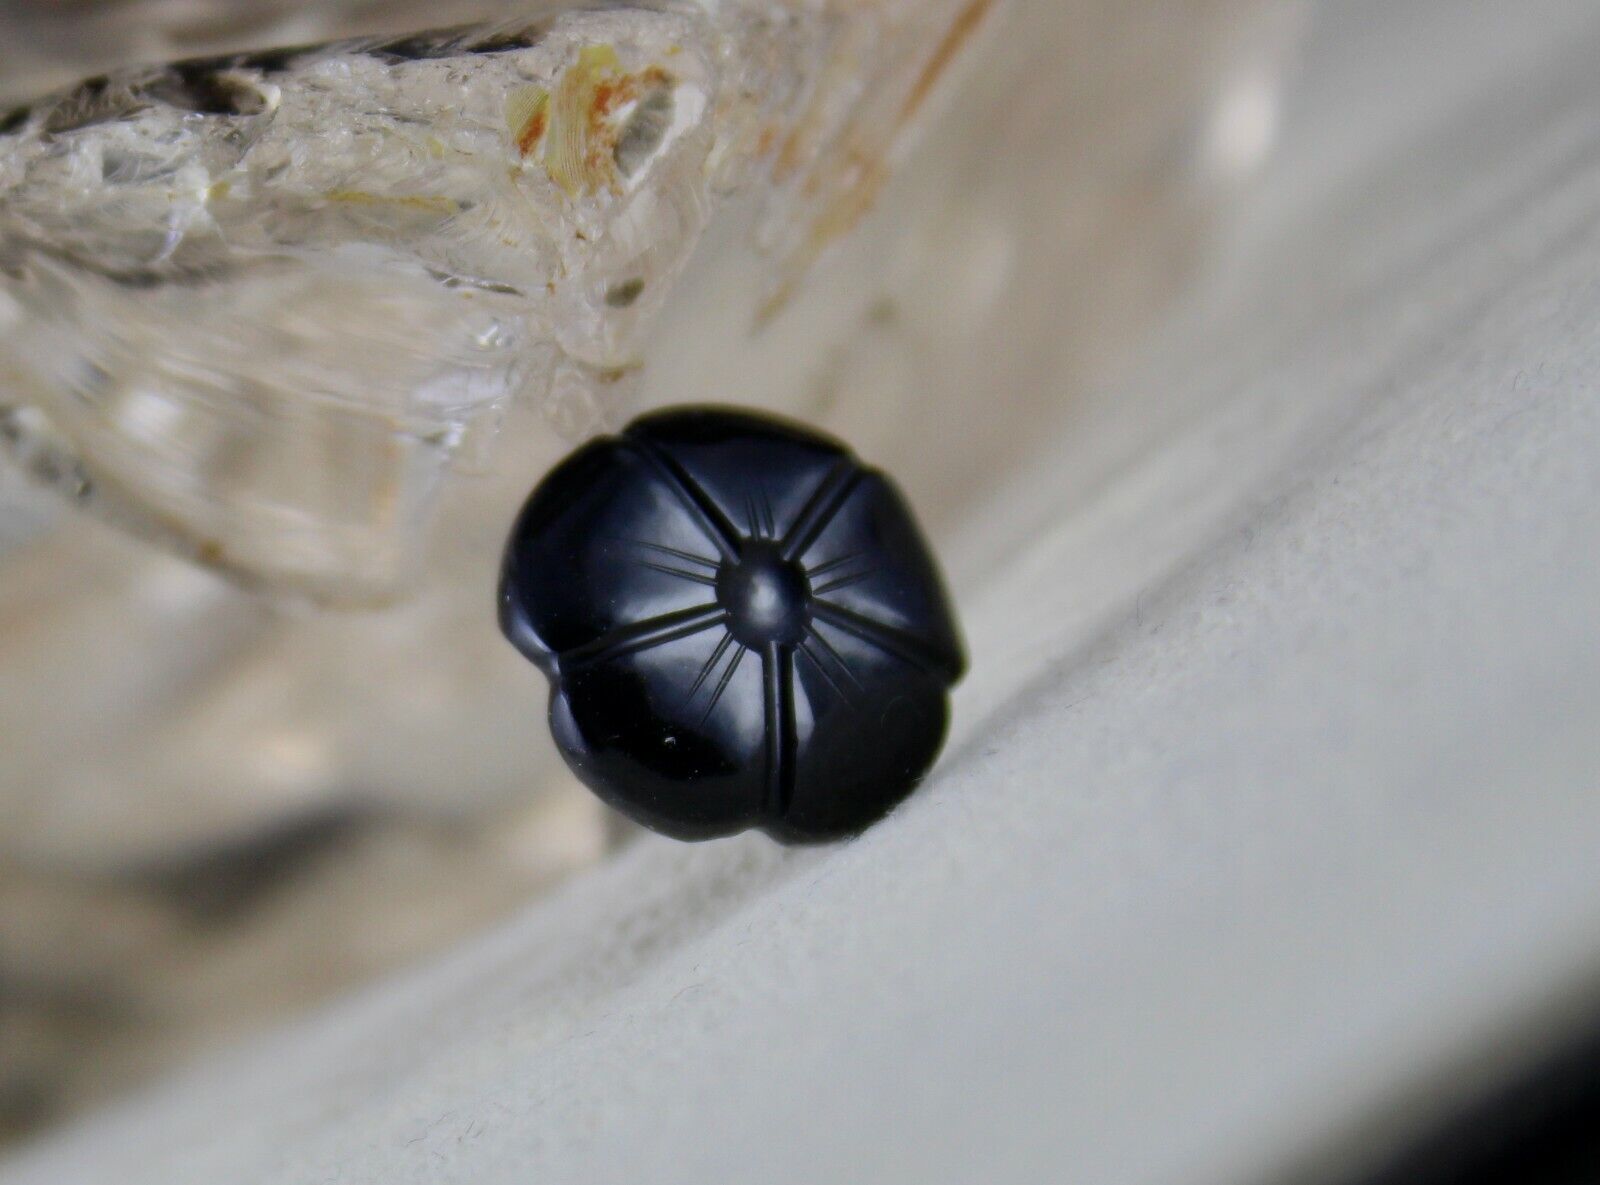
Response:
[499,407,966,842]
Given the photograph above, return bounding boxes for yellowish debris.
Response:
[509,44,675,201]
[323,190,461,216]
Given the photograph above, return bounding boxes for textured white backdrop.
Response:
[6,0,1600,1181]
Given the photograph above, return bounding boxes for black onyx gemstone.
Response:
[499,406,967,843]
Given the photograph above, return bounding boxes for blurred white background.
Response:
[3,0,1600,1181]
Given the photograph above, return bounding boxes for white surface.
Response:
[7,0,1600,1181]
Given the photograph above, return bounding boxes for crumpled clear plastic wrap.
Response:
[0,0,1033,598]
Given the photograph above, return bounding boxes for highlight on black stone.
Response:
[498,406,966,844]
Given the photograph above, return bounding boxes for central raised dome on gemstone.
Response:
[717,539,812,649]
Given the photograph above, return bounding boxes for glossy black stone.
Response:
[499,407,966,843]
